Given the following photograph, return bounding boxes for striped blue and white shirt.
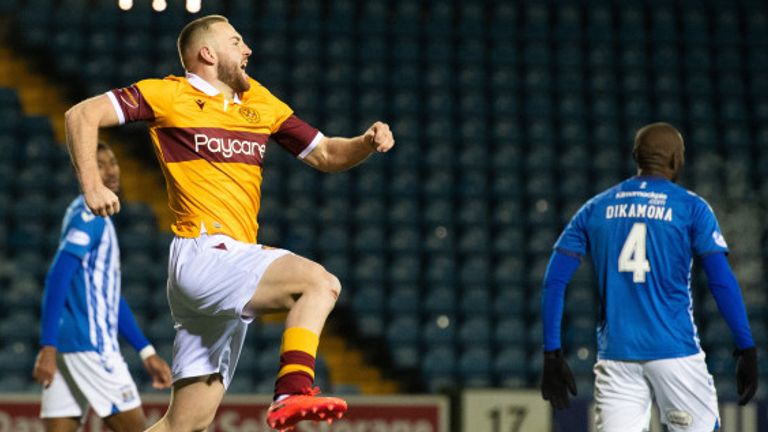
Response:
[55,196,121,355]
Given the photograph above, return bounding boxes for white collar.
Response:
[185,72,241,104]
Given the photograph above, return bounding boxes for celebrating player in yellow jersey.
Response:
[64,15,394,432]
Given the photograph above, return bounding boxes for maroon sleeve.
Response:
[271,114,320,157]
[109,84,155,123]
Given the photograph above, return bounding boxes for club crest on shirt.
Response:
[238,106,260,124]
[712,231,728,248]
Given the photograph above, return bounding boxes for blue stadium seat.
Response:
[494,256,526,286]
[388,198,419,224]
[425,254,456,285]
[355,167,388,196]
[495,317,527,347]
[0,340,37,374]
[389,170,419,197]
[494,288,527,318]
[459,255,491,285]
[422,170,454,198]
[707,347,736,375]
[493,199,523,226]
[564,316,595,348]
[389,254,420,282]
[351,286,385,315]
[565,286,596,316]
[353,254,386,283]
[423,287,457,317]
[353,226,385,253]
[459,318,492,348]
[459,347,493,388]
[458,226,490,254]
[388,286,420,316]
[318,198,351,225]
[388,321,420,370]
[317,226,350,253]
[460,288,491,317]
[422,318,456,346]
[495,347,529,388]
[421,345,457,391]
[0,312,37,344]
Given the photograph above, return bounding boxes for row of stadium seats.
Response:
[12,0,768,39]
[4,0,768,395]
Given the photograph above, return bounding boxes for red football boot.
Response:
[266,387,348,431]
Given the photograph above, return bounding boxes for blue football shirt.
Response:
[54,196,122,354]
[555,176,729,360]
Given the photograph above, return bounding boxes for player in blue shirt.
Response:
[33,142,172,432]
[540,123,758,431]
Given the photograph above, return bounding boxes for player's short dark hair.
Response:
[632,122,684,169]
[177,15,229,70]
[97,141,111,152]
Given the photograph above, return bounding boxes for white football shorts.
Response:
[167,233,290,388]
[594,352,720,432]
[40,351,141,420]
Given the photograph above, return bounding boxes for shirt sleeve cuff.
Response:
[105,91,126,125]
[297,131,324,160]
[139,344,156,361]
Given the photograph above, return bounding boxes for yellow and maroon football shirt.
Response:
[106,73,322,243]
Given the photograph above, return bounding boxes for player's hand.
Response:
[541,349,577,410]
[143,354,173,389]
[363,121,395,153]
[734,346,758,405]
[33,346,58,388]
[83,184,120,217]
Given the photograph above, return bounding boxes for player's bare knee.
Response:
[305,266,341,301]
[324,272,342,300]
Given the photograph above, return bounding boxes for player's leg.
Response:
[41,355,89,432]
[144,375,226,432]
[168,235,345,430]
[247,253,340,334]
[593,359,653,432]
[43,417,80,432]
[245,254,346,430]
[102,407,146,432]
[644,353,720,432]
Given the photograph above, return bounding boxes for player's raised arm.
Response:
[302,121,395,173]
[64,94,121,217]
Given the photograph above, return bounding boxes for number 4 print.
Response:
[619,222,651,283]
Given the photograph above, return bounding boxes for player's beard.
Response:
[218,57,250,94]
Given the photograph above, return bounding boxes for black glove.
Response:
[541,349,577,410]
[734,346,758,405]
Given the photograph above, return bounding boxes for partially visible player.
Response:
[33,142,172,432]
[63,15,394,432]
[539,123,758,431]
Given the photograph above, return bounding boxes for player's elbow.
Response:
[65,98,108,131]
[64,102,90,130]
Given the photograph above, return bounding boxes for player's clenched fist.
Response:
[363,121,395,153]
[84,184,121,217]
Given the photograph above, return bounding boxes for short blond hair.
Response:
[177,14,229,69]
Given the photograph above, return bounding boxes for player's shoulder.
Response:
[585,181,625,207]
[134,75,187,95]
[680,186,717,213]
[245,78,286,103]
